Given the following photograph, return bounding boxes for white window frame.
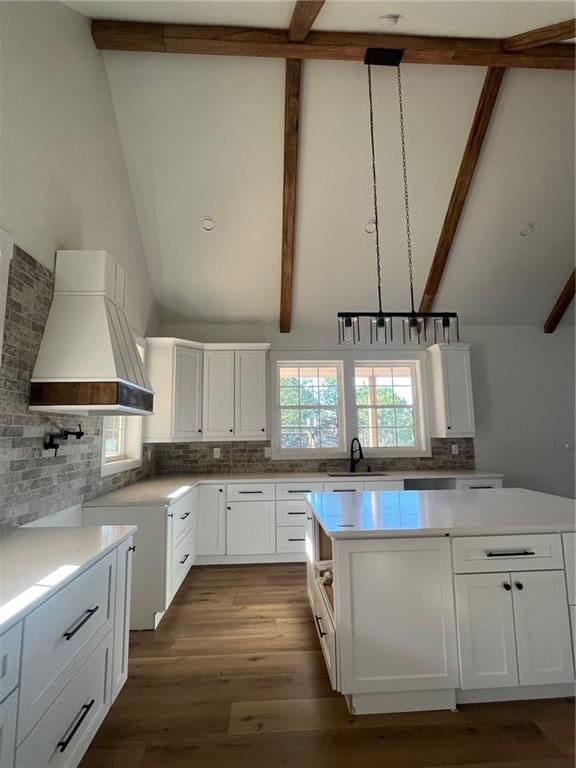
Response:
[100,334,146,477]
[352,359,431,457]
[271,359,347,459]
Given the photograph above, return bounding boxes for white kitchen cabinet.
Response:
[337,537,458,694]
[202,350,235,439]
[428,343,475,437]
[111,537,134,702]
[226,501,276,555]
[454,477,503,490]
[235,350,267,439]
[197,485,226,556]
[512,570,574,686]
[363,480,404,491]
[144,339,203,442]
[562,532,575,605]
[305,509,316,606]
[0,689,17,768]
[455,570,574,689]
[455,573,519,689]
[323,481,364,493]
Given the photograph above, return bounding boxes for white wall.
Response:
[160,319,575,498]
[0,1,157,334]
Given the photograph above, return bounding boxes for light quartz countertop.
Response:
[307,488,575,539]
[0,525,136,633]
[83,470,503,508]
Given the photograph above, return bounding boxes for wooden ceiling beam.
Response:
[503,18,576,51]
[279,59,302,333]
[91,21,575,70]
[544,270,576,333]
[289,1,325,42]
[420,67,505,313]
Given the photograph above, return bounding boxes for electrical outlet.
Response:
[264,446,271,458]
[451,444,459,456]
[213,447,221,459]
[553,441,575,453]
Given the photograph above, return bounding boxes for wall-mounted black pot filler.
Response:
[44,424,85,456]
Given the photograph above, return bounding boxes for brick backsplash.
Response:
[151,437,475,476]
[0,246,154,530]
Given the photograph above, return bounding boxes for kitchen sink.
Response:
[327,472,387,477]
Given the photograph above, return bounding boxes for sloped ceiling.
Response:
[70,1,575,328]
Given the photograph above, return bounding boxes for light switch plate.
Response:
[451,444,459,455]
[213,447,221,459]
[264,447,271,458]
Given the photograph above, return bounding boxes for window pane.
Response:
[393,386,414,405]
[279,387,299,406]
[280,409,299,427]
[280,430,301,449]
[397,427,416,447]
[395,408,414,427]
[379,428,397,447]
[377,408,395,427]
[355,384,370,405]
[319,387,338,406]
[376,386,395,405]
[300,409,319,427]
[320,429,339,448]
[299,387,319,406]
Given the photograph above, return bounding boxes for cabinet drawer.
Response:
[276,500,308,526]
[172,528,194,596]
[170,492,195,544]
[276,482,324,500]
[363,481,404,491]
[323,482,363,493]
[453,534,564,574]
[276,526,307,554]
[454,478,503,490]
[19,551,115,742]
[0,688,18,768]
[313,581,336,690]
[0,623,22,705]
[16,634,112,768]
[227,483,275,502]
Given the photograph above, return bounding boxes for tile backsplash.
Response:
[0,246,154,530]
[151,438,475,476]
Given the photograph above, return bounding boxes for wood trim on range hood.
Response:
[29,381,154,416]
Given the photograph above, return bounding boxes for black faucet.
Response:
[349,437,364,473]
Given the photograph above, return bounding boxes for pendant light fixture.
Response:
[337,49,459,346]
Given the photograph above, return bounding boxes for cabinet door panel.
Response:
[455,573,519,690]
[203,351,235,439]
[563,533,575,605]
[197,486,226,556]
[442,349,475,436]
[512,570,574,686]
[226,502,275,555]
[112,538,133,701]
[173,346,203,439]
[234,350,267,439]
[0,689,17,768]
[337,538,458,693]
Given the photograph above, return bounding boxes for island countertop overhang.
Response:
[306,488,576,539]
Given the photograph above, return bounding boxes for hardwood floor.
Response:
[81,564,575,768]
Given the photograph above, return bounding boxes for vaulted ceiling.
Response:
[67,1,575,329]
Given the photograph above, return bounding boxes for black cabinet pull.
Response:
[332,489,357,493]
[515,582,524,590]
[180,553,190,565]
[288,538,305,542]
[168,513,174,518]
[503,583,511,591]
[128,545,136,552]
[238,490,263,495]
[468,486,494,489]
[57,699,95,753]
[63,606,99,641]
[314,615,326,638]
[288,511,305,515]
[288,490,312,494]
[180,512,190,520]
[486,550,535,558]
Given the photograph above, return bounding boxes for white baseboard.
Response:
[456,683,575,704]
[195,554,307,565]
[346,689,456,715]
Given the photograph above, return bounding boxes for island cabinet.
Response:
[453,534,574,690]
[562,533,576,657]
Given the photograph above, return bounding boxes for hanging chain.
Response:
[396,65,415,313]
[367,64,383,314]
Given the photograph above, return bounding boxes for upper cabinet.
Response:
[145,340,269,443]
[144,338,203,443]
[203,346,268,440]
[427,343,475,438]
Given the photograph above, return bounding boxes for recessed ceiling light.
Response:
[202,217,214,231]
[520,222,535,237]
[379,14,401,27]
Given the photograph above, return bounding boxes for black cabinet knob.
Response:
[198,429,202,433]
[229,429,233,433]
[503,583,511,591]
[219,488,223,493]
[227,506,231,510]
[261,428,265,432]
[515,582,524,590]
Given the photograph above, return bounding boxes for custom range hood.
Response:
[30,250,154,415]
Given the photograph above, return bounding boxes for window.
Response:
[355,364,421,450]
[277,363,344,454]
[101,339,145,476]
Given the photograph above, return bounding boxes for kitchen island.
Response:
[305,488,575,714]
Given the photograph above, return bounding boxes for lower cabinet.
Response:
[455,570,574,689]
[313,582,336,690]
[226,501,275,555]
[337,537,459,694]
[0,690,17,768]
[112,538,134,702]
[197,485,226,556]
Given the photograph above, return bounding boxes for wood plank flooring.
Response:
[81,564,575,768]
